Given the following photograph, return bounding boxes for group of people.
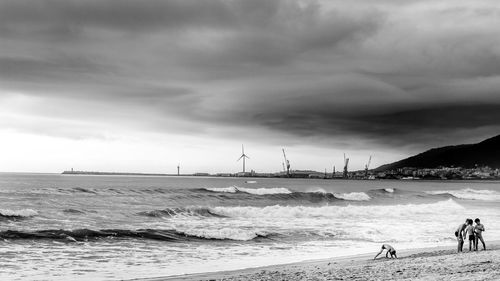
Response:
[373,218,486,260]
[456,218,486,252]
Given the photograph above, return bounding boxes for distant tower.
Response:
[332,165,335,178]
[237,145,250,173]
[177,164,180,176]
[71,168,74,172]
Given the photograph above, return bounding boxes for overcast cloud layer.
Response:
[1,0,500,172]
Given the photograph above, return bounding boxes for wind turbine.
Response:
[237,145,250,173]
[282,148,291,177]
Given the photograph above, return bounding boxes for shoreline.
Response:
[132,241,500,281]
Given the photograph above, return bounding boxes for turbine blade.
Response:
[237,155,243,161]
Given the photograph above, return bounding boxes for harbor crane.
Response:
[365,156,372,178]
[237,145,250,173]
[282,148,291,177]
[343,153,349,179]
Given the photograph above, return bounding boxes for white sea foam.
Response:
[211,199,463,219]
[426,188,500,201]
[181,228,266,241]
[238,187,292,195]
[0,208,38,217]
[384,188,395,193]
[293,188,372,201]
[203,186,239,193]
[203,186,292,195]
[334,192,371,201]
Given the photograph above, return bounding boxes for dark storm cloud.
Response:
[1,0,500,150]
[0,0,234,33]
[251,103,500,143]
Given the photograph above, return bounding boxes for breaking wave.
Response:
[62,209,85,214]
[334,192,371,201]
[426,188,500,201]
[0,209,38,220]
[210,199,463,219]
[72,187,97,194]
[0,228,273,242]
[203,186,292,195]
[202,186,371,202]
[137,207,226,218]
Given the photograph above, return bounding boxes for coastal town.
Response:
[63,165,500,180]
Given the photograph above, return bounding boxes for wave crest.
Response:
[0,209,38,220]
[0,228,271,242]
[137,207,226,218]
[426,188,500,201]
[180,228,271,241]
[203,186,292,195]
[202,186,373,201]
[203,186,239,193]
[334,192,371,201]
[211,199,463,219]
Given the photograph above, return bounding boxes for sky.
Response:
[1,0,500,174]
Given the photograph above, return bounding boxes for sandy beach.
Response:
[135,241,500,281]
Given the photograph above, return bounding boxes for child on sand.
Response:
[374,244,397,259]
[464,219,475,251]
[474,218,486,251]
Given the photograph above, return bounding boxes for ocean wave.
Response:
[210,199,463,219]
[62,209,85,214]
[202,186,369,201]
[203,186,239,193]
[333,192,371,201]
[180,228,272,241]
[239,187,292,195]
[72,187,97,194]
[426,188,500,201]
[0,209,38,220]
[0,228,272,242]
[200,188,343,203]
[203,186,292,195]
[199,186,471,202]
[137,207,226,218]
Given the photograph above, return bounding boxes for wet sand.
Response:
[134,241,500,281]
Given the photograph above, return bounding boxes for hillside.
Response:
[375,134,500,171]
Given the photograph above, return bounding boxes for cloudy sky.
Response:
[1,0,500,173]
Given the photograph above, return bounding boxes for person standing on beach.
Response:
[374,244,397,259]
[455,219,467,252]
[464,219,475,251]
[474,218,486,251]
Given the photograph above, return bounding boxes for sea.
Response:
[1,173,499,280]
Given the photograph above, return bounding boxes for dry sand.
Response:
[133,242,500,281]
